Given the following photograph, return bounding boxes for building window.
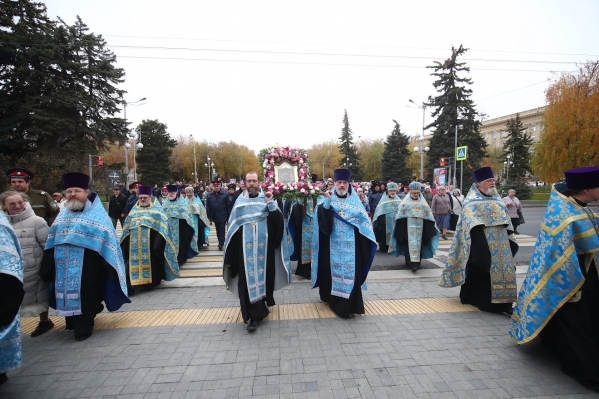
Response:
[501,130,508,138]
[531,124,537,132]
[493,132,498,140]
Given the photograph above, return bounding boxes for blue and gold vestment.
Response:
[509,184,599,344]
[121,197,180,285]
[162,196,199,257]
[222,193,291,303]
[311,191,376,298]
[372,194,402,247]
[389,194,439,262]
[45,193,130,316]
[439,183,518,303]
[0,213,23,375]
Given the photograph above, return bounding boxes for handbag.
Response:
[517,209,525,224]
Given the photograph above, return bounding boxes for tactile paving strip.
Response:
[20,297,476,334]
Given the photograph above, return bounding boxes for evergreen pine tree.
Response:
[501,114,533,199]
[135,120,177,185]
[337,110,362,181]
[381,120,412,183]
[425,45,488,190]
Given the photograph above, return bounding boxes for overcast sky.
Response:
[43,0,599,153]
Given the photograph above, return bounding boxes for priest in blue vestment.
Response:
[223,172,291,332]
[0,213,24,385]
[120,186,180,294]
[389,181,439,273]
[439,167,518,315]
[41,173,130,341]
[312,169,376,318]
[289,198,315,279]
[372,182,402,253]
[162,185,199,265]
[184,187,210,249]
[510,166,599,392]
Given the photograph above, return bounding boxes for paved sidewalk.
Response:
[2,278,598,399]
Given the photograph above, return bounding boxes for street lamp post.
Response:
[190,135,198,183]
[409,99,428,180]
[123,97,146,183]
[505,154,513,181]
[322,150,330,181]
[205,155,214,181]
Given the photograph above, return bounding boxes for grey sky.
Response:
[43,0,599,153]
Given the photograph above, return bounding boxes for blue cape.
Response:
[510,184,599,344]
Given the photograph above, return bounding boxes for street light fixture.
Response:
[123,97,146,183]
[409,99,428,180]
[204,156,214,181]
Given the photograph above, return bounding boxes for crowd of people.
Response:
[0,164,598,393]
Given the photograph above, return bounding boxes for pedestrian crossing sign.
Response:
[456,146,468,161]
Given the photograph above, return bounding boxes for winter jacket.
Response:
[108,193,127,219]
[6,206,49,310]
[431,193,452,215]
[205,189,230,223]
[368,191,383,213]
[451,194,465,216]
[502,195,522,219]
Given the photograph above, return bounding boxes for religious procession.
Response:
[1,156,598,395]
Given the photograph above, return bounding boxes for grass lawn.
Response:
[530,193,550,200]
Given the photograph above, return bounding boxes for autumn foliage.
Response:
[533,61,599,182]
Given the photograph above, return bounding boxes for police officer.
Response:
[6,168,59,225]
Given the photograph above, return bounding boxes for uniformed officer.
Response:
[7,168,60,226]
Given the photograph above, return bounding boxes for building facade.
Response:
[480,106,545,150]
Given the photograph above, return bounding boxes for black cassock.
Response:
[290,203,311,279]
[173,219,196,266]
[540,254,599,392]
[120,229,167,292]
[0,274,24,328]
[373,214,391,252]
[40,248,129,339]
[459,225,516,314]
[393,218,438,268]
[194,215,208,248]
[316,205,371,318]
[224,209,283,323]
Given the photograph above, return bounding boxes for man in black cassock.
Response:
[223,172,291,332]
[510,166,599,392]
[312,169,377,318]
[41,173,130,341]
[120,186,180,295]
[439,167,518,315]
[161,185,199,266]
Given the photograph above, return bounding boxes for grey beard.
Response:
[65,198,86,211]
[139,202,151,207]
[168,196,178,201]
[336,188,348,196]
[410,194,420,200]
[247,187,259,197]
[481,187,498,197]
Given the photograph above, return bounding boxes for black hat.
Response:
[7,167,34,180]
[62,172,90,190]
[565,166,599,190]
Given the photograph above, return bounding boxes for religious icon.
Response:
[274,162,298,183]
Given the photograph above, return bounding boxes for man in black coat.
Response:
[205,181,230,250]
[108,187,127,229]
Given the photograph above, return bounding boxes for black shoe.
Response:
[0,373,7,385]
[218,245,223,250]
[442,235,448,240]
[501,309,514,317]
[411,265,418,273]
[514,230,520,235]
[247,320,259,332]
[76,333,92,341]
[31,319,54,337]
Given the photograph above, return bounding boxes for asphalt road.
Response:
[371,201,599,271]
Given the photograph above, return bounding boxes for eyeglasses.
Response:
[65,189,85,195]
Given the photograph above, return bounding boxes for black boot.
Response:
[0,373,8,385]
[31,319,55,337]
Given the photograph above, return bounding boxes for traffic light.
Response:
[96,156,103,166]
[440,157,446,167]
[448,157,455,166]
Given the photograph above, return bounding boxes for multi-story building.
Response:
[480,106,545,150]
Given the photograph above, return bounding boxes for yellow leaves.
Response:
[532,62,599,182]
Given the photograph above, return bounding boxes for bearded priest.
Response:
[41,172,130,341]
[162,185,199,266]
[439,166,518,315]
[120,186,179,295]
[312,168,376,318]
[223,171,291,332]
[372,181,402,253]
